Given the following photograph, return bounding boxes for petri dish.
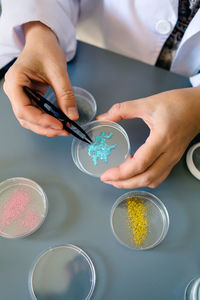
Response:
[186,142,200,180]
[71,120,130,177]
[29,244,96,300]
[45,86,97,126]
[0,177,48,238]
[72,86,97,126]
[110,191,169,250]
[184,277,200,300]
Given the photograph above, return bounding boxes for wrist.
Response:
[193,87,200,133]
[177,87,200,133]
[24,21,58,46]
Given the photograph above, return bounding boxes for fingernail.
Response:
[101,175,111,181]
[59,132,69,136]
[51,125,62,130]
[67,107,79,119]
[103,180,113,185]
[97,114,105,120]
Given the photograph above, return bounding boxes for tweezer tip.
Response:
[89,138,94,144]
[83,138,91,145]
[83,136,93,144]
[88,137,93,144]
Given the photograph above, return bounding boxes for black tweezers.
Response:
[24,86,93,144]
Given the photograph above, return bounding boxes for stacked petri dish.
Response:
[0,177,48,238]
[186,142,200,180]
[110,191,169,250]
[184,277,200,300]
[72,87,97,126]
[46,86,97,127]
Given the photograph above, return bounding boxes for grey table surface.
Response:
[0,41,199,300]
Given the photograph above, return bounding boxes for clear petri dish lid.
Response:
[29,244,96,300]
[72,86,97,126]
[184,277,200,300]
[186,142,200,180]
[110,191,169,250]
[45,86,97,127]
[71,120,130,177]
[0,177,48,238]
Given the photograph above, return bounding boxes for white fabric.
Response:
[190,72,200,86]
[0,0,200,85]
[0,0,79,67]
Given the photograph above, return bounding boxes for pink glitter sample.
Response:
[21,209,39,230]
[0,188,29,232]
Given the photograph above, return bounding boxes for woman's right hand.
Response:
[3,21,78,137]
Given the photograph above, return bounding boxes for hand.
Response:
[3,21,78,137]
[97,87,200,188]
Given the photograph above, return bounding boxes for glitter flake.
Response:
[88,132,117,165]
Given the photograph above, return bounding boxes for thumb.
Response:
[97,100,144,122]
[48,65,79,120]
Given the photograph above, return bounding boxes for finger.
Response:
[97,100,146,122]
[147,167,173,188]
[47,63,79,120]
[4,79,63,129]
[106,167,172,189]
[103,152,175,189]
[19,119,69,137]
[19,105,64,129]
[101,131,164,181]
[108,165,173,189]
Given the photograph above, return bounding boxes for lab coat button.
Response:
[155,20,172,35]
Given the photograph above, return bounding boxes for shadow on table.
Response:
[151,163,200,253]
[27,175,81,241]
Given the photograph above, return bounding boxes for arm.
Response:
[0,0,79,67]
[2,1,80,136]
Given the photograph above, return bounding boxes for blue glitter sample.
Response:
[88,132,117,166]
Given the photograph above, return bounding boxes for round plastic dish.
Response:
[184,277,200,300]
[72,86,97,126]
[71,120,130,177]
[110,191,169,250]
[186,142,200,180]
[0,177,48,238]
[45,86,97,126]
[29,244,96,300]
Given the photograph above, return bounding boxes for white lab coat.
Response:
[0,0,200,86]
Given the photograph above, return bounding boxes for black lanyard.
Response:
[156,0,200,70]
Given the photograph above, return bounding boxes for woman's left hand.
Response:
[97,87,200,189]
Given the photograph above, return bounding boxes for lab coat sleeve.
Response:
[0,0,79,69]
[189,73,200,87]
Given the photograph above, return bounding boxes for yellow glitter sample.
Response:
[126,196,149,248]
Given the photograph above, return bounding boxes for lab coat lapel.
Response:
[179,9,200,46]
[171,10,200,75]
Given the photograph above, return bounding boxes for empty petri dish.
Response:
[184,277,200,300]
[71,120,130,177]
[29,244,96,300]
[0,177,48,238]
[72,86,97,126]
[186,142,200,180]
[110,191,169,250]
[45,86,97,126]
